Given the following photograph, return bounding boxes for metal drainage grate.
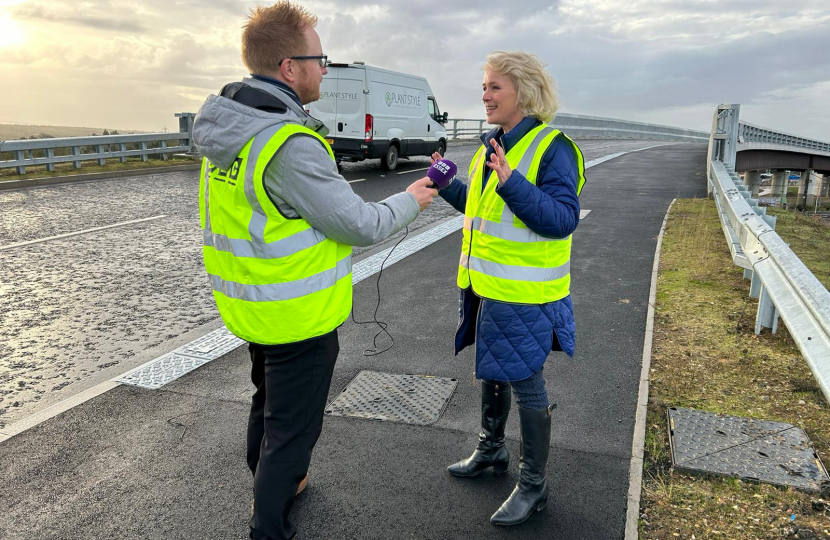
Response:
[668,407,829,492]
[325,370,458,425]
[115,327,244,389]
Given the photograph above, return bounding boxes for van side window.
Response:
[428,98,438,119]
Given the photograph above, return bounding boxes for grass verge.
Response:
[640,198,830,539]
[0,156,198,183]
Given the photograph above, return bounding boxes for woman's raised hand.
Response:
[486,138,512,185]
[430,151,442,165]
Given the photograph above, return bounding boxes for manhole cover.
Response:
[325,370,457,425]
[668,407,829,492]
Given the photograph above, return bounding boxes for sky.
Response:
[1,0,829,139]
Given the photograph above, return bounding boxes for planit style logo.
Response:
[385,92,393,107]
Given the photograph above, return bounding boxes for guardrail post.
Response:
[97,145,106,166]
[140,142,148,162]
[749,271,762,298]
[755,285,779,334]
[724,104,740,169]
[160,140,169,161]
[14,150,25,175]
[452,119,459,140]
[46,149,55,172]
[119,143,127,163]
[175,112,196,152]
[72,147,82,169]
[478,120,484,136]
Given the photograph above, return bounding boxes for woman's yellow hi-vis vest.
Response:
[457,124,586,304]
[199,123,352,345]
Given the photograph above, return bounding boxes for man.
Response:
[192,2,437,539]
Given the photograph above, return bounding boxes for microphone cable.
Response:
[350,225,409,356]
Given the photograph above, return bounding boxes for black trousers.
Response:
[247,329,339,540]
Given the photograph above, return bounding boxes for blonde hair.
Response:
[483,51,559,123]
[242,1,318,75]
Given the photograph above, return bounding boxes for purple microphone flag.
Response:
[426,159,457,189]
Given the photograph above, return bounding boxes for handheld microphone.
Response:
[427,159,457,189]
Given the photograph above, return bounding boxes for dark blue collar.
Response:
[480,116,542,153]
[250,74,304,108]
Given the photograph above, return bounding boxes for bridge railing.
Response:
[739,122,830,154]
[708,104,830,404]
[0,113,196,175]
[447,113,710,142]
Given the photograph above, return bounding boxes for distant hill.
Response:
[0,124,142,140]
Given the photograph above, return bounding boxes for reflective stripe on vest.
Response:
[457,124,586,303]
[200,123,353,344]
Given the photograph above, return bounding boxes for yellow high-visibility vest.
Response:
[457,124,586,303]
[199,123,352,344]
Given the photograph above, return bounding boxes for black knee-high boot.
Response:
[447,380,512,477]
[490,405,552,525]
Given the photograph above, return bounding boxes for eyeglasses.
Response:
[278,55,328,68]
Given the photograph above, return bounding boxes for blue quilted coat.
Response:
[439,117,582,381]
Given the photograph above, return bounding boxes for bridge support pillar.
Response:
[813,174,827,200]
[744,171,762,197]
[798,170,816,209]
[770,170,788,201]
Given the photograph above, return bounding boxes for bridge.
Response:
[0,106,828,540]
[711,104,830,206]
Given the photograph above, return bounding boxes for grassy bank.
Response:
[767,209,830,291]
[641,198,830,539]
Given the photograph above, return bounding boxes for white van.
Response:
[307,62,448,171]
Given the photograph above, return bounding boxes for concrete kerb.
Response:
[0,163,202,191]
[624,198,676,540]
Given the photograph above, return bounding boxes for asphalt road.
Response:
[0,139,673,429]
[0,142,709,540]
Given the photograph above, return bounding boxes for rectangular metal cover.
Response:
[326,370,457,425]
[668,407,829,492]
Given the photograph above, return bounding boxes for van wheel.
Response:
[381,145,398,171]
[437,140,446,157]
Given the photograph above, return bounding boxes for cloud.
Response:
[13,3,147,32]
[1,0,828,138]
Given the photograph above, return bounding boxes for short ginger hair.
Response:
[242,1,318,75]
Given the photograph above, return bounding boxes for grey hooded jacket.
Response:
[192,77,420,247]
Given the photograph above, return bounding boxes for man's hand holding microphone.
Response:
[405,155,457,211]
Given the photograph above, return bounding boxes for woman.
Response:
[435,51,586,526]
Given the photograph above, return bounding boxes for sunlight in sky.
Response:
[0,12,25,48]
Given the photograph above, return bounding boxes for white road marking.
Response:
[347,178,366,183]
[0,215,168,251]
[396,167,430,175]
[580,210,591,219]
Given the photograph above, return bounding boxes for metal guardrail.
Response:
[447,113,710,142]
[708,104,830,404]
[0,113,196,175]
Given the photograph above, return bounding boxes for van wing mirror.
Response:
[441,112,448,124]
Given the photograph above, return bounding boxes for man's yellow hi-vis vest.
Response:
[457,124,586,304]
[199,123,352,345]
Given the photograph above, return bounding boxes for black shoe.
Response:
[447,380,511,477]
[490,405,552,526]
